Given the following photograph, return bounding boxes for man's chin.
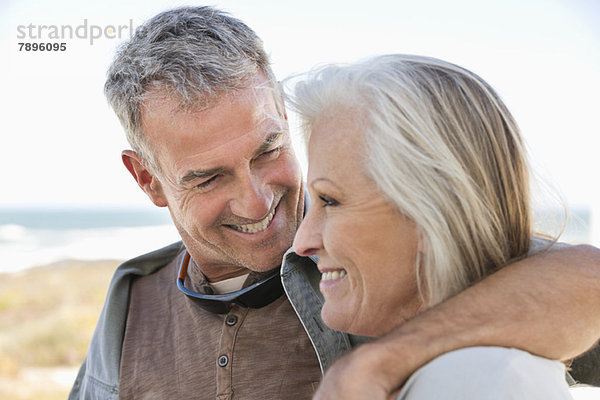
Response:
[231,245,290,272]
[236,254,286,272]
[227,230,295,270]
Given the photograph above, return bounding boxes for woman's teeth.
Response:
[230,208,275,233]
[321,270,347,281]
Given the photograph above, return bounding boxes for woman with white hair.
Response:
[290,54,573,398]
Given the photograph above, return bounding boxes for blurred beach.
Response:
[0,259,119,399]
[0,206,597,399]
[0,207,180,398]
[0,207,180,273]
[2,0,598,397]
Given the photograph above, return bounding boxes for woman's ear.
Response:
[121,150,168,207]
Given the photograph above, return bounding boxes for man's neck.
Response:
[206,267,251,283]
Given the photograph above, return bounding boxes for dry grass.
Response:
[0,260,120,400]
[2,259,598,400]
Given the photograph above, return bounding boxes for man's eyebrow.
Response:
[179,167,224,185]
[254,131,285,157]
[179,131,285,185]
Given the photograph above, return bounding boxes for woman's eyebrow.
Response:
[309,178,342,192]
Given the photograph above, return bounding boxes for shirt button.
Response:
[225,315,238,326]
[218,355,229,367]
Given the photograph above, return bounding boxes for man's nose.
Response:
[229,170,274,221]
[293,207,322,256]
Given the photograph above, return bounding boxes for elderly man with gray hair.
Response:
[70,6,600,400]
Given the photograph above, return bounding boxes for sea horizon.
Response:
[0,206,180,273]
[0,204,594,273]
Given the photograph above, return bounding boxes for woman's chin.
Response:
[321,304,351,333]
[321,304,375,337]
[320,301,412,337]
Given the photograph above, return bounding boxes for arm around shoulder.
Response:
[313,243,600,399]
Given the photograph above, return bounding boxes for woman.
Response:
[289,55,572,398]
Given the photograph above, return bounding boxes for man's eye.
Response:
[258,147,281,159]
[319,194,339,207]
[196,175,218,189]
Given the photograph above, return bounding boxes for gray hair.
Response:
[105,6,277,170]
[287,54,532,306]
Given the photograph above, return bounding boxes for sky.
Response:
[1,0,599,241]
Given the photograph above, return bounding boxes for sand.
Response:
[0,259,121,400]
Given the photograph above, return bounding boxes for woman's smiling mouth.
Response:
[320,269,347,282]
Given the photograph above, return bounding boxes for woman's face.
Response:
[293,108,422,337]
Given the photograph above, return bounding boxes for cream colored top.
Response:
[395,346,573,399]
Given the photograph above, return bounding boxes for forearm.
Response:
[368,244,600,390]
[313,244,600,399]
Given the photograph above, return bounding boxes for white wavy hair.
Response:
[287,54,532,306]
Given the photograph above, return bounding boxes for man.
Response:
[70,6,600,399]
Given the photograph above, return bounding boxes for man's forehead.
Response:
[141,71,280,117]
[141,85,282,131]
[149,90,288,181]
[142,95,281,153]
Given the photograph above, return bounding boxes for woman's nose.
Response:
[293,207,323,256]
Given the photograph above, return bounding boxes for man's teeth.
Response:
[321,270,347,281]
[230,209,275,233]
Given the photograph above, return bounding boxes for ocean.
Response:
[0,205,594,273]
[534,206,593,244]
[0,207,180,273]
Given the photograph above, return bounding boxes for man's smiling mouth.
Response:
[228,208,276,234]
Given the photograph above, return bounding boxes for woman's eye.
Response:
[319,194,339,207]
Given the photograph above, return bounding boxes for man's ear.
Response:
[121,150,168,207]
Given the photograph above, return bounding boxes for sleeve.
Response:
[569,343,600,386]
[526,238,600,386]
[394,346,573,400]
